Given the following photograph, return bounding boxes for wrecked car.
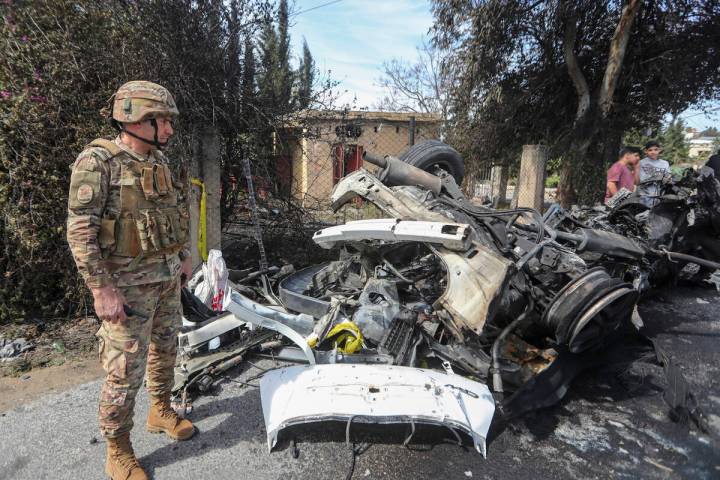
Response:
[172,141,717,456]
[545,166,720,290]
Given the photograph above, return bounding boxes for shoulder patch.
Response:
[68,170,102,209]
[77,183,94,204]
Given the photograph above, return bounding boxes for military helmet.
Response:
[109,81,179,124]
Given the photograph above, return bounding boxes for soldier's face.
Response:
[152,116,174,144]
[126,116,174,145]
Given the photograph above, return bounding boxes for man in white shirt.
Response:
[637,140,670,206]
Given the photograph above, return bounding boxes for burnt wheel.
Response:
[398,140,465,184]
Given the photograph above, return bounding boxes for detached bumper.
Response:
[260,364,495,456]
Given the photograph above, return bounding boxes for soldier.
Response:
[66,81,195,480]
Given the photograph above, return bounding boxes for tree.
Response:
[276,0,292,109]
[0,0,295,324]
[700,127,719,137]
[258,0,293,117]
[432,0,720,206]
[660,119,689,165]
[375,39,449,122]
[241,38,257,122]
[296,39,315,109]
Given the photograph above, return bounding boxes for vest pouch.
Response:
[114,217,141,257]
[154,165,168,196]
[156,212,172,248]
[163,165,174,193]
[141,168,158,200]
[135,214,152,253]
[99,218,116,251]
[175,206,189,244]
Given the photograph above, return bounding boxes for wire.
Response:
[291,0,344,17]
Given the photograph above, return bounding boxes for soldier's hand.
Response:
[91,286,127,324]
[180,257,192,287]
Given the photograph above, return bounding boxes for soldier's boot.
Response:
[147,393,195,440]
[105,433,148,480]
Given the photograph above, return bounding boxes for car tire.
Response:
[398,140,465,184]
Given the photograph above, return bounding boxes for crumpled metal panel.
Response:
[313,219,472,251]
[330,170,512,334]
[225,290,316,364]
[431,244,513,335]
[260,364,495,456]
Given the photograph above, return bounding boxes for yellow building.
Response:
[277,110,442,208]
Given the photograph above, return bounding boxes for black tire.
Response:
[398,140,465,184]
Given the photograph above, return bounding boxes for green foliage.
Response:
[258,0,293,116]
[660,120,689,165]
[1,1,123,323]
[0,0,322,325]
[296,39,315,109]
[545,173,560,189]
[432,0,720,205]
[623,119,690,165]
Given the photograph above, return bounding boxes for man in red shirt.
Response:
[605,146,641,204]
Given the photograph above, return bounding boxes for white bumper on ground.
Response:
[260,364,495,456]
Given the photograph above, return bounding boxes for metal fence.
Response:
[222,113,510,231]
[228,112,449,226]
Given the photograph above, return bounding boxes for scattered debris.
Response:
[172,141,718,458]
[51,340,66,354]
[0,338,34,361]
[644,457,674,473]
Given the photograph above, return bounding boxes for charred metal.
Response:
[174,141,719,456]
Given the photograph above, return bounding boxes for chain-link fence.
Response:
[283,110,442,219]
[215,111,531,270]
[217,111,445,268]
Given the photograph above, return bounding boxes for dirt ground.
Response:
[0,315,102,411]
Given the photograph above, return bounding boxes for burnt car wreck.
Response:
[173,142,719,457]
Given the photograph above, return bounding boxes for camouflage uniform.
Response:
[67,89,189,439]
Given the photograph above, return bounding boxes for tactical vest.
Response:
[89,138,189,259]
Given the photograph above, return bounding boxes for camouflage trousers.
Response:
[96,278,181,438]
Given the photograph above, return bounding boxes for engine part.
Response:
[225,290,316,364]
[430,244,512,335]
[540,268,638,353]
[352,278,401,344]
[377,309,417,364]
[574,228,646,260]
[363,152,442,194]
[491,300,534,398]
[278,264,331,318]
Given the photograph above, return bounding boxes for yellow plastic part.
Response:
[324,321,364,354]
[190,178,208,261]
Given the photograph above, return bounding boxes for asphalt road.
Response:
[1,285,719,480]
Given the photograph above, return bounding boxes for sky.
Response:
[288,0,718,130]
[289,0,434,110]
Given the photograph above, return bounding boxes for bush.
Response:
[0,0,269,324]
[545,173,560,188]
